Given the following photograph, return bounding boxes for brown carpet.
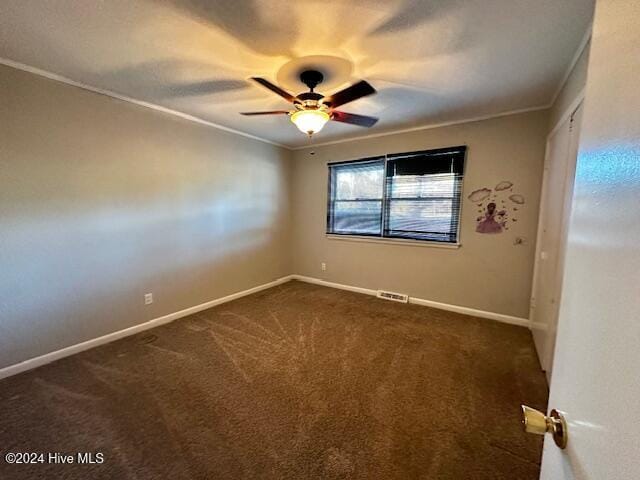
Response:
[0,281,547,479]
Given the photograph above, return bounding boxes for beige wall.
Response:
[0,65,292,368]
[291,110,549,318]
[549,39,591,130]
[0,62,552,369]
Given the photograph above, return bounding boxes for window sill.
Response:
[325,234,461,249]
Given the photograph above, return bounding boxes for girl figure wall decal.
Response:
[468,181,524,235]
[476,202,507,234]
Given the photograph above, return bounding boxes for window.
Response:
[326,157,385,236]
[327,146,466,244]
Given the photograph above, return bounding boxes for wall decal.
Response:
[476,202,507,234]
[508,194,525,204]
[468,181,525,235]
[468,188,492,202]
[495,180,513,191]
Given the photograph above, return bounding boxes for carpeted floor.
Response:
[0,281,547,479]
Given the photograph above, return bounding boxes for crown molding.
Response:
[0,57,289,149]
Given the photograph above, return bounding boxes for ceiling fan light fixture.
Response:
[290,109,330,136]
[242,74,378,135]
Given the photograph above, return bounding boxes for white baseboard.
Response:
[0,275,294,380]
[292,275,377,297]
[1,273,528,380]
[290,275,530,328]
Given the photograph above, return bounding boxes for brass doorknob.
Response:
[521,405,568,449]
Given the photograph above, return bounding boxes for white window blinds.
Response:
[327,146,466,243]
[326,158,384,236]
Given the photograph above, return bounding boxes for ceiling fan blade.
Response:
[240,110,290,116]
[331,111,379,128]
[324,80,376,108]
[250,77,296,102]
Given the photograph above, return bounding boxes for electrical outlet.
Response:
[321,262,327,271]
[144,293,153,305]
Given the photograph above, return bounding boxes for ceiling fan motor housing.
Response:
[296,91,324,104]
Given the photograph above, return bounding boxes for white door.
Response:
[530,102,583,377]
[539,1,640,478]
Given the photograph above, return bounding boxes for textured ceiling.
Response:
[0,0,594,147]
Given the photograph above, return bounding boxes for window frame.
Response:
[326,146,466,247]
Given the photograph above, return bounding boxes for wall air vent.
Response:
[376,290,409,303]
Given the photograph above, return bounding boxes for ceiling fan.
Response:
[241,70,378,137]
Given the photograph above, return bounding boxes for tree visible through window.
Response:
[327,146,466,243]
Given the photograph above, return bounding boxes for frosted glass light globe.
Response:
[291,109,330,135]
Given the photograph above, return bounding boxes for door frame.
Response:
[529,88,586,376]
